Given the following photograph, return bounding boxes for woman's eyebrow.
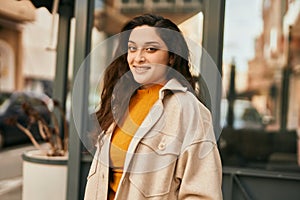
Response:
[128,40,161,46]
[144,41,161,45]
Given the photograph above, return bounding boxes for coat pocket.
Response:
[128,132,181,197]
[139,131,182,155]
[129,162,176,198]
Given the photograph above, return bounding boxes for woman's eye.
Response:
[146,47,157,52]
[128,46,137,52]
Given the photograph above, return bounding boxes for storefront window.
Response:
[219,0,300,171]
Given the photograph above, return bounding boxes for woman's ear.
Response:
[169,55,175,66]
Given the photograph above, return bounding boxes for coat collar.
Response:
[158,78,188,100]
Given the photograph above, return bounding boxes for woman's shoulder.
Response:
[160,90,215,143]
[161,78,212,118]
[175,90,210,115]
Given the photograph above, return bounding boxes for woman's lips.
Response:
[133,65,151,74]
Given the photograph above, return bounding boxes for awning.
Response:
[0,0,36,22]
[22,8,56,79]
[284,0,300,37]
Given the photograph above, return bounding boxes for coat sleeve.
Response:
[176,141,223,200]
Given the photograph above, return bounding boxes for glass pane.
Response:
[219,0,300,171]
[91,0,204,114]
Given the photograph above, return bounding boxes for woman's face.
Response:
[127,25,172,87]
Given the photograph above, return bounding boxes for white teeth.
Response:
[134,66,149,73]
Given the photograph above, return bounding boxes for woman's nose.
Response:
[134,49,145,62]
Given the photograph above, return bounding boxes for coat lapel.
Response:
[123,100,164,172]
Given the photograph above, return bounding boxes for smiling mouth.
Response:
[133,66,151,73]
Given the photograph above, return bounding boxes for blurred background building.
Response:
[0,0,36,91]
[93,0,202,34]
[248,0,300,132]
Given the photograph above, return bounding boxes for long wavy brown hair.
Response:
[96,14,198,132]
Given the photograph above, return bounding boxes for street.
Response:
[0,144,36,200]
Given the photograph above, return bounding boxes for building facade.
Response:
[247,0,300,131]
[0,0,36,91]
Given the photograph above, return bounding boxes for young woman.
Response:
[85,14,222,200]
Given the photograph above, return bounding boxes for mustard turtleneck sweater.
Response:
[109,84,162,199]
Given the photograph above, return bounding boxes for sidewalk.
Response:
[0,177,22,200]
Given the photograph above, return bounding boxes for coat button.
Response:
[158,142,166,150]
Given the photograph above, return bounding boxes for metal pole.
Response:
[227,59,236,128]
[52,3,73,136]
[202,0,226,138]
[67,0,94,199]
[280,26,292,133]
